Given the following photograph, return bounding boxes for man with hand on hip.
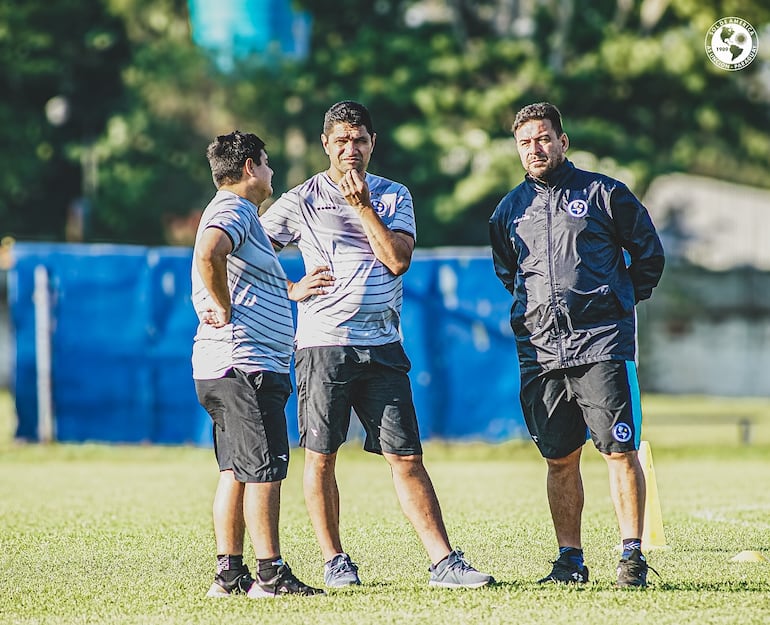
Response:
[262,101,495,590]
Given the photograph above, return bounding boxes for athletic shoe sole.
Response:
[429,578,494,589]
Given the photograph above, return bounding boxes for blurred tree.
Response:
[89,0,218,244]
[2,0,769,246]
[82,0,304,244]
[283,0,770,246]
[0,0,130,240]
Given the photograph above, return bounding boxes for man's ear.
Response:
[561,133,569,152]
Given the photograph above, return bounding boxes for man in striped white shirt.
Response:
[261,101,494,589]
[192,131,323,598]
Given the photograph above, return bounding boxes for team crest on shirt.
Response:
[371,193,398,224]
[612,422,633,443]
[566,199,589,218]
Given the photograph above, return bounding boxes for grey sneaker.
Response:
[323,553,361,588]
[428,549,495,589]
[616,549,657,588]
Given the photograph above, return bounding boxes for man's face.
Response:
[514,118,568,180]
[249,149,273,204]
[321,122,375,179]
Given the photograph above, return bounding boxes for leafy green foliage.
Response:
[2,0,769,245]
[0,0,130,240]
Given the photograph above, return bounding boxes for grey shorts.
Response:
[519,360,642,459]
[295,342,422,456]
[195,368,291,482]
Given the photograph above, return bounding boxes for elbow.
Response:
[195,247,227,273]
[389,257,411,276]
[195,248,215,271]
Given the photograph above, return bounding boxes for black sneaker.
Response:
[537,551,589,584]
[206,567,258,597]
[617,549,657,588]
[250,563,326,598]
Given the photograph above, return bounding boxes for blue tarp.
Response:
[8,243,524,445]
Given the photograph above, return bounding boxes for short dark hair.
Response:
[323,100,374,136]
[206,131,266,186]
[513,102,564,136]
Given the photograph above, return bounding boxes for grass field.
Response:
[1,391,769,624]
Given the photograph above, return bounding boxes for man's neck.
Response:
[219,182,260,207]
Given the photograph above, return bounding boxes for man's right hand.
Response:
[200,305,231,328]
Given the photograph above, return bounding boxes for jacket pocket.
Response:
[567,284,631,326]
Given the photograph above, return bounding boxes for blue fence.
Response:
[8,243,524,445]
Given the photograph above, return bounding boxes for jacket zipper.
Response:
[545,184,566,366]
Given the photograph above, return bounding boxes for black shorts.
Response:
[519,360,642,459]
[195,368,291,483]
[295,342,422,456]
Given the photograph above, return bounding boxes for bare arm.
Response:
[194,227,233,328]
[340,169,414,275]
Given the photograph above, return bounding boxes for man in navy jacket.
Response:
[489,102,664,588]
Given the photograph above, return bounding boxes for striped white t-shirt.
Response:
[191,190,294,379]
[260,171,416,349]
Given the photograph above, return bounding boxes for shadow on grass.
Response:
[656,581,770,592]
[493,579,770,593]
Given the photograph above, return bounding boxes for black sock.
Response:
[258,555,284,579]
[621,539,643,559]
[216,554,245,583]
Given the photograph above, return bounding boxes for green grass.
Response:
[1,391,769,624]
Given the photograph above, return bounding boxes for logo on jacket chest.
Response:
[566,199,589,218]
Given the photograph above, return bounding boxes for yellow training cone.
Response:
[730,550,768,562]
[639,440,668,550]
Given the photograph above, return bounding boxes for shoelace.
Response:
[328,556,357,575]
[447,550,472,571]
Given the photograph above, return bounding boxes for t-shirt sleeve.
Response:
[260,189,302,248]
[203,198,251,251]
[391,185,416,242]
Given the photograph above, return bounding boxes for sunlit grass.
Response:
[1,390,769,624]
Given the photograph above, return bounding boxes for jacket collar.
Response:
[525,159,574,189]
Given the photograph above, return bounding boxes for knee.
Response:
[604,450,639,465]
[384,453,424,474]
[304,450,337,473]
[545,448,582,473]
[545,457,574,475]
